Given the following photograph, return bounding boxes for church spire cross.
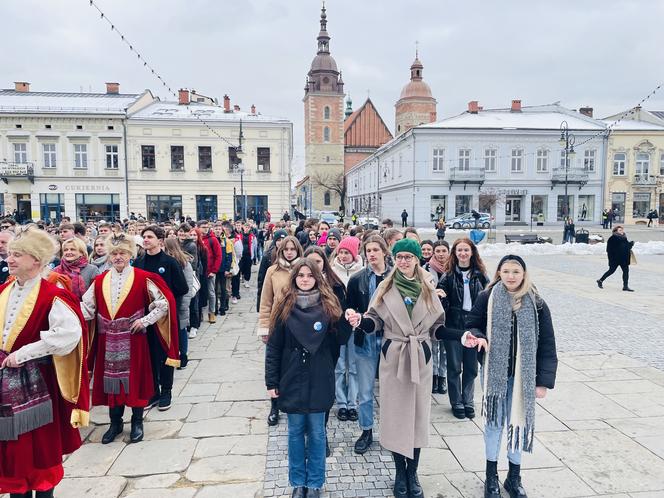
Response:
[317,1,330,54]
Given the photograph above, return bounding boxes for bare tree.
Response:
[311,172,346,213]
[478,187,505,216]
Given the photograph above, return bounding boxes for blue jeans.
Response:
[483,377,522,464]
[287,412,327,489]
[335,336,358,409]
[355,333,381,430]
[178,328,188,356]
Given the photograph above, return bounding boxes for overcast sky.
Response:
[4,0,664,180]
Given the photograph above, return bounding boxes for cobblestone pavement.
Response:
[26,252,664,498]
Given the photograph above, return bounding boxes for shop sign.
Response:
[48,184,57,191]
[64,185,111,192]
[0,162,33,177]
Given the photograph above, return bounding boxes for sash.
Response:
[98,310,144,394]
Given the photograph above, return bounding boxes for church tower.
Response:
[303,2,345,213]
[395,51,437,136]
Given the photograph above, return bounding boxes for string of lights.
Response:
[86,0,239,150]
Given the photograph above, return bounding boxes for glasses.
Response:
[395,254,415,262]
[1,226,10,230]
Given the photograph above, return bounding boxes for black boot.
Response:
[267,397,280,426]
[504,461,528,498]
[432,375,439,393]
[392,452,408,498]
[10,493,33,498]
[35,490,54,498]
[406,448,424,498]
[484,460,501,498]
[102,406,124,444]
[437,376,447,394]
[354,429,373,454]
[130,407,144,443]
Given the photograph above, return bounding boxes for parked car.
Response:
[357,216,380,229]
[319,211,339,225]
[445,212,492,229]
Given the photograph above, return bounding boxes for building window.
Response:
[105,144,119,169]
[257,147,271,172]
[557,195,574,221]
[432,148,445,172]
[458,149,471,171]
[455,195,472,216]
[633,192,650,218]
[560,150,567,168]
[531,195,548,222]
[536,148,549,172]
[484,148,496,172]
[578,195,594,221]
[196,195,218,220]
[141,145,155,169]
[324,106,330,120]
[42,143,57,168]
[430,196,446,221]
[611,192,626,222]
[198,146,212,171]
[228,147,239,170]
[584,149,596,172]
[660,153,664,175]
[13,143,27,163]
[171,146,184,170]
[40,193,65,223]
[147,195,182,222]
[511,148,523,172]
[635,152,650,177]
[398,154,403,177]
[613,153,626,175]
[76,193,120,222]
[74,144,88,169]
[324,191,331,206]
[323,126,330,143]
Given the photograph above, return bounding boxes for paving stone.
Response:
[108,438,197,476]
[560,352,646,371]
[122,489,197,498]
[519,467,595,497]
[607,416,664,437]
[586,379,664,395]
[194,434,268,458]
[417,474,463,497]
[186,401,233,421]
[539,428,664,494]
[178,383,220,397]
[634,435,664,459]
[194,482,263,498]
[538,382,635,421]
[179,416,251,438]
[144,403,192,421]
[444,471,485,497]
[432,421,482,437]
[417,448,463,475]
[581,368,643,381]
[186,454,266,483]
[63,442,124,477]
[55,476,127,498]
[130,473,180,489]
[216,380,268,401]
[226,400,271,418]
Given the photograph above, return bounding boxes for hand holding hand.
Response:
[130,319,146,334]
[261,335,269,344]
[464,332,488,352]
[267,388,279,398]
[0,352,19,368]
[345,309,362,328]
[535,386,547,399]
[435,289,446,299]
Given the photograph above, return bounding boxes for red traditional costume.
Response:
[0,277,89,494]
[83,266,179,408]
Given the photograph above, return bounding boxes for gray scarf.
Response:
[482,282,538,453]
[295,289,320,309]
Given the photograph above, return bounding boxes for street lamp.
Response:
[559,120,576,219]
[233,120,247,220]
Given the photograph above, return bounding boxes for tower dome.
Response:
[398,56,433,99]
[305,2,343,95]
[395,51,437,136]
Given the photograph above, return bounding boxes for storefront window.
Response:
[632,193,650,219]
[611,193,626,222]
[659,193,664,223]
[196,195,218,221]
[430,195,446,221]
[234,195,268,222]
[40,194,65,223]
[147,195,182,222]
[0,194,4,216]
[577,195,594,221]
[455,195,472,216]
[479,194,499,218]
[76,194,120,222]
[557,195,574,221]
[531,195,548,222]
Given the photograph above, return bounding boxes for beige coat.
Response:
[257,262,292,336]
[365,267,445,459]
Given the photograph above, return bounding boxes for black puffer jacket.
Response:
[606,233,634,266]
[437,266,489,330]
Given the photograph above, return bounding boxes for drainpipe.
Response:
[122,109,130,219]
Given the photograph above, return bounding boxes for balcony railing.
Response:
[550,167,588,189]
[0,162,35,184]
[449,167,485,190]
[634,174,657,185]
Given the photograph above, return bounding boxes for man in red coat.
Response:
[198,220,221,324]
[0,225,89,498]
[81,234,179,445]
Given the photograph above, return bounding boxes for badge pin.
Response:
[158,267,165,274]
[313,321,323,332]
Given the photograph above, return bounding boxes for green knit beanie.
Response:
[392,238,422,259]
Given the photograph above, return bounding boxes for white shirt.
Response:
[81,265,168,327]
[2,275,82,365]
[461,269,472,311]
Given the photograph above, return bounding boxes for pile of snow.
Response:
[479,240,664,257]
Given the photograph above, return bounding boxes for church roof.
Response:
[344,98,393,148]
[398,55,434,101]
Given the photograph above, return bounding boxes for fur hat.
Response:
[8,225,58,267]
[337,236,361,260]
[392,237,422,260]
[106,234,137,258]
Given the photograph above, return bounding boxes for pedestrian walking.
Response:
[597,225,635,291]
[265,259,351,498]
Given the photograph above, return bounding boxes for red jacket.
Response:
[202,232,222,274]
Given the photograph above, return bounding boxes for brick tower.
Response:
[395,51,437,136]
[303,2,345,214]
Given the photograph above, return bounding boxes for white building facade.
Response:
[0,82,154,223]
[126,93,293,222]
[346,102,608,226]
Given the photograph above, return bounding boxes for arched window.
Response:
[324,191,331,206]
[324,106,330,120]
[323,127,330,143]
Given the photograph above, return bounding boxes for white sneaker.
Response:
[244,281,250,288]
[188,327,198,339]
[231,297,238,304]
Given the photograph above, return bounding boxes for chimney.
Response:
[233,104,240,112]
[511,99,522,112]
[223,94,231,113]
[468,101,479,114]
[105,82,120,94]
[14,82,30,93]
[251,104,256,115]
[579,107,594,118]
[178,89,189,105]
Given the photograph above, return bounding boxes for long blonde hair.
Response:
[373,265,436,313]
[163,238,193,268]
[486,256,539,310]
